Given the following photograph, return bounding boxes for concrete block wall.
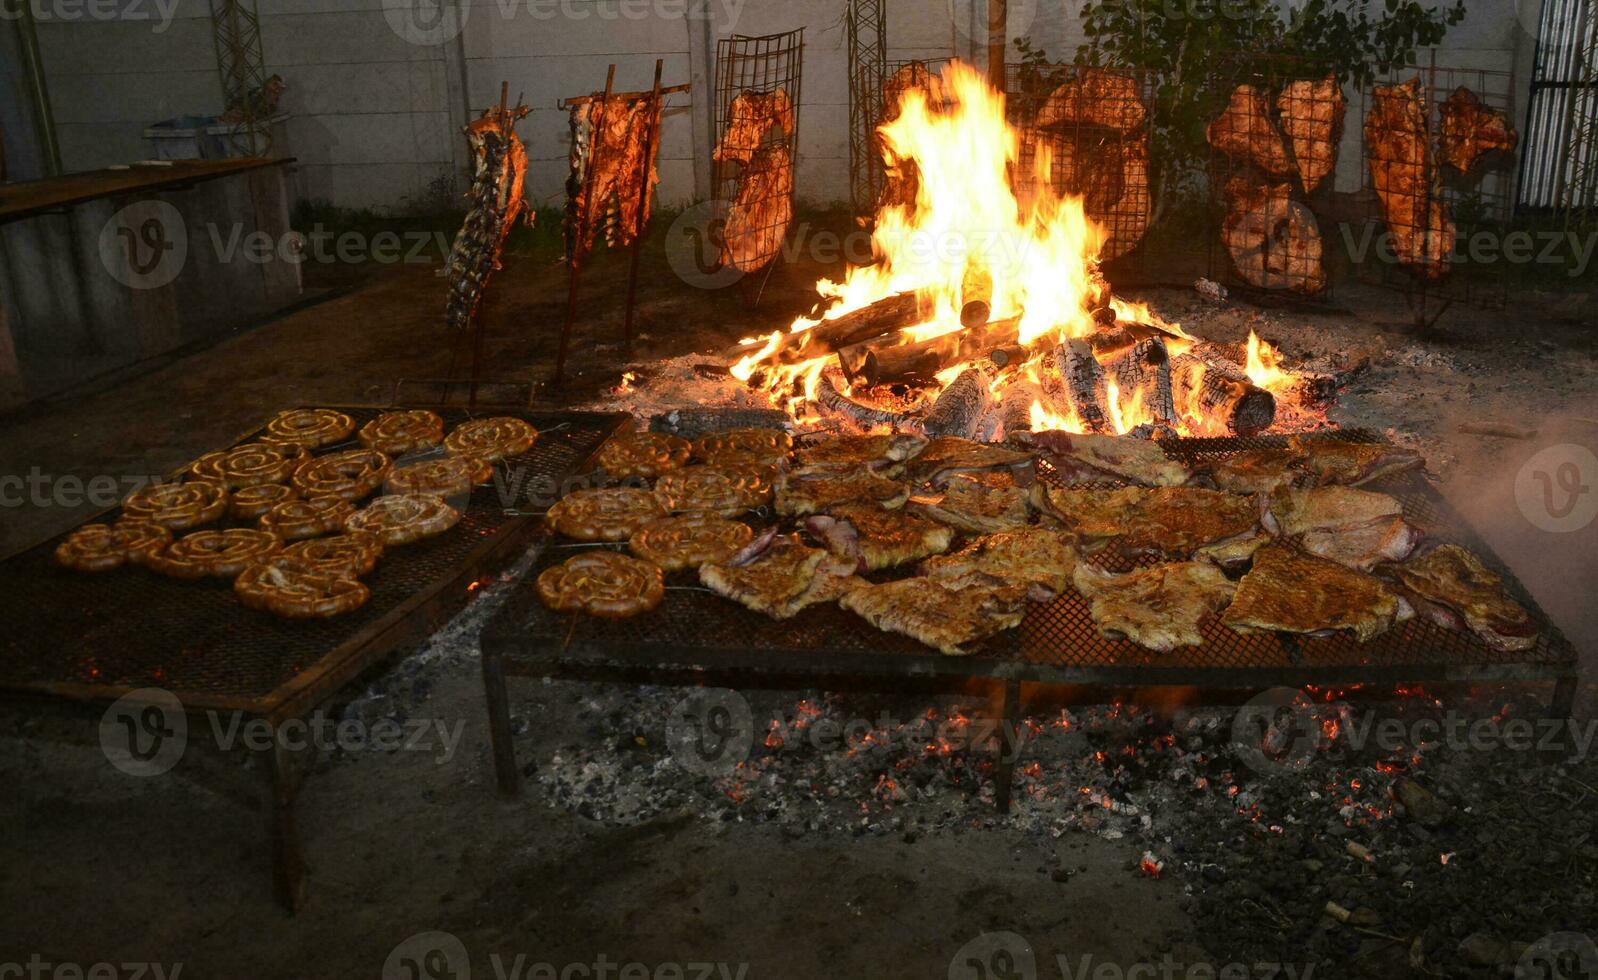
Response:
[7,0,1542,212]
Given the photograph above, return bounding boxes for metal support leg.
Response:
[482,646,522,798]
[994,677,1022,814]
[268,734,310,913]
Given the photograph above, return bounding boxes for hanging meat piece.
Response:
[720,144,794,273]
[1438,86,1517,172]
[713,88,795,165]
[1221,177,1327,294]
[1275,75,1345,193]
[446,102,530,331]
[564,94,662,263]
[877,62,948,214]
[1366,77,1454,279]
[1207,85,1296,178]
[1035,68,1147,131]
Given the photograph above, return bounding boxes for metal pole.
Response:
[15,1,63,176]
[988,0,1007,90]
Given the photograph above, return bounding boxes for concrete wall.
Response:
[1,21,45,182]
[16,0,1546,210]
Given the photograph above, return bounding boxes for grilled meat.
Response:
[1035,67,1147,131]
[1221,176,1326,294]
[1207,84,1296,178]
[1073,561,1236,652]
[1201,447,1308,495]
[839,573,1028,656]
[1020,431,1190,486]
[920,529,1078,599]
[793,433,927,475]
[448,102,531,330]
[1265,486,1418,571]
[805,503,954,572]
[1275,75,1344,194]
[721,144,794,273]
[1288,436,1424,487]
[877,62,947,214]
[1222,544,1410,642]
[1439,87,1517,173]
[908,471,1031,534]
[775,469,909,516]
[1386,544,1538,652]
[713,88,795,165]
[699,532,856,619]
[1366,77,1453,279]
[905,436,1034,486]
[1031,485,1261,559]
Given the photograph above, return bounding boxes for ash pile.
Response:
[534,681,1597,977]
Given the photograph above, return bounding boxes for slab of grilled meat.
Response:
[1019,430,1190,486]
[699,530,856,619]
[1384,544,1538,652]
[793,433,927,475]
[905,436,1034,486]
[775,469,910,516]
[1073,561,1236,652]
[920,529,1078,600]
[840,573,1028,656]
[908,470,1032,534]
[1199,447,1309,495]
[805,503,954,572]
[1031,485,1263,560]
[1287,436,1424,487]
[1265,486,1419,571]
[1222,544,1410,643]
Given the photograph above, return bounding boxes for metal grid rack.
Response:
[1006,63,1155,269]
[845,0,887,214]
[480,430,1581,809]
[711,31,804,292]
[1356,61,1518,326]
[1203,65,1346,304]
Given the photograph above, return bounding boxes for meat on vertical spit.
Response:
[446,102,530,331]
[877,62,947,214]
[1031,68,1151,260]
[1275,75,1345,193]
[1207,84,1296,178]
[1365,77,1454,279]
[1438,86,1517,173]
[713,88,795,164]
[1221,176,1327,294]
[720,143,794,273]
[565,93,663,263]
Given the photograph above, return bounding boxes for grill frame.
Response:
[0,405,629,724]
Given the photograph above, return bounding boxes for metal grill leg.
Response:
[269,736,309,913]
[482,646,521,798]
[994,678,1022,814]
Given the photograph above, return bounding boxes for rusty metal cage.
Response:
[711,31,804,287]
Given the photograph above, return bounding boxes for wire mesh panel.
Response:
[1007,63,1155,270]
[1204,62,1346,304]
[484,431,1578,690]
[1356,62,1518,321]
[846,0,887,214]
[0,408,627,715]
[711,31,804,277]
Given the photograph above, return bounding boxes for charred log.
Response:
[1039,339,1111,434]
[998,380,1045,437]
[988,344,1029,369]
[841,317,1023,388]
[815,367,912,428]
[1169,352,1276,436]
[1102,338,1177,428]
[923,365,996,439]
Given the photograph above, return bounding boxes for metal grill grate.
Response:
[484,430,1578,688]
[0,407,627,716]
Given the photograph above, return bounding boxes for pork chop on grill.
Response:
[1030,485,1263,560]
[1073,562,1236,652]
[1384,544,1538,652]
[1018,430,1190,486]
[920,529,1078,599]
[699,531,856,619]
[1265,486,1419,570]
[905,437,1034,486]
[775,469,910,516]
[839,573,1028,656]
[793,433,928,475]
[1222,545,1411,643]
[908,470,1031,533]
[805,503,954,571]
[1287,436,1424,487]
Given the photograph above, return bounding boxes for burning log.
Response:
[649,407,791,439]
[815,367,913,428]
[808,292,925,353]
[1039,339,1111,433]
[923,365,996,439]
[840,317,1022,388]
[998,380,1044,437]
[1169,351,1276,437]
[988,344,1029,369]
[1101,338,1177,428]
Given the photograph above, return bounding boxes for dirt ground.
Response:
[1,214,1594,978]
